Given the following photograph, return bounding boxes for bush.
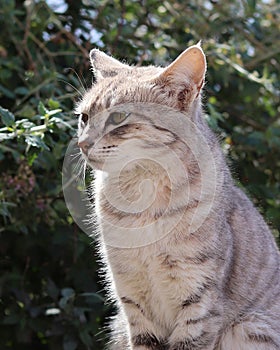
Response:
[0,1,279,349]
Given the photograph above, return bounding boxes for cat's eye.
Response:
[108,111,130,125]
[80,113,89,125]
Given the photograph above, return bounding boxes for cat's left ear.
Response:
[155,44,206,100]
[90,49,129,80]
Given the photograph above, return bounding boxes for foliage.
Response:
[0,0,279,349]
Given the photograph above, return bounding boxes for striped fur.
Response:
[77,45,280,349]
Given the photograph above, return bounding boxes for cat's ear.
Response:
[155,45,206,101]
[90,49,129,79]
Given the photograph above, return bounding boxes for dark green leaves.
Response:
[24,134,49,150]
[0,106,15,127]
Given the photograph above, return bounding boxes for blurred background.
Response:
[0,0,279,349]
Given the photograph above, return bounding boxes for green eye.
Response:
[108,111,130,125]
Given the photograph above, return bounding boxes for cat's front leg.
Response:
[120,297,167,350]
[167,286,222,350]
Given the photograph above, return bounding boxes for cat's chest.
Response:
[107,241,212,333]
[109,245,182,330]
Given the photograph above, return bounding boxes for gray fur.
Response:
[77,46,280,350]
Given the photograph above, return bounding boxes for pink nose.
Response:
[78,140,90,155]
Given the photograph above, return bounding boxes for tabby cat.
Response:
[76,45,280,349]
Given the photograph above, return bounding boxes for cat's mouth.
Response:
[85,145,119,170]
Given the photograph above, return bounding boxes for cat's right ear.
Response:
[154,45,207,105]
[90,49,129,80]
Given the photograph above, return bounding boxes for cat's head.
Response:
[76,45,207,173]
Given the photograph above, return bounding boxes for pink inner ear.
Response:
[160,46,207,89]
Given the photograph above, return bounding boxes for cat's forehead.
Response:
[78,65,163,116]
[101,65,163,80]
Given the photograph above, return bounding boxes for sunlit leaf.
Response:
[38,101,48,116]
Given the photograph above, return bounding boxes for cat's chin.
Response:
[86,158,105,171]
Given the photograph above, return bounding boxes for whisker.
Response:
[71,152,82,160]
[93,154,118,160]
[71,155,86,180]
[58,78,84,97]
[79,72,89,91]
[75,159,86,178]
[64,67,88,93]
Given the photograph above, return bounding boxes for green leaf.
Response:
[49,116,74,129]
[14,87,29,96]
[0,84,15,99]
[48,99,60,109]
[0,201,17,218]
[38,101,48,116]
[0,133,13,141]
[25,135,49,150]
[78,292,104,303]
[16,119,34,130]
[246,0,256,11]
[47,109,62,117]
[2,314,20,325]
[27,152,38,166]
[0,106,15,127]
[79,329,93,347]
[46,279,60,300]
[63,335,78,350]
[61,288,75,298]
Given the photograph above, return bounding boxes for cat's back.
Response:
[225,185,280,313]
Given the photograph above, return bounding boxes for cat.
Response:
[76,44,280,350]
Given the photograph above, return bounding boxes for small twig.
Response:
[232,23,265,51]
[136,51,148,66]
[21,256,30,290]
[225,109,265,131]
[21,3,36,70]
[73,224,78,264]
[28,31,55,68]
[216,52,277,95]
[245,46,280,70]
[60,29,89,59]
[15,77,54,109]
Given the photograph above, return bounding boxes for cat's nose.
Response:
[78,140,90,155]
